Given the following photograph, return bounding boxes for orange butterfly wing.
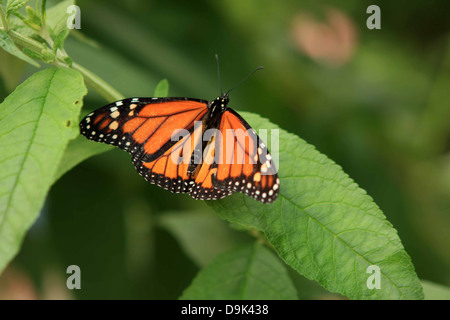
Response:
[79,98,208,163]
[212,109,279,203]
[176,109,280,202]
[134,122,234,199]
[80,98,279,203]
[134,125,200,194]
[189,133,235,200]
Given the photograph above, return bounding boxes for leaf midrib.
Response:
[0,69,57,230]
[278,192,408,299]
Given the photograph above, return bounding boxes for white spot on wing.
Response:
[111,110,120,118]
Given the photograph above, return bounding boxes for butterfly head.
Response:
[210,94,230,113]
[218,93,229,105]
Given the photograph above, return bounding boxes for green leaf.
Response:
[0,67,87,275]
[6,14,37,37]
[158,211,251,267]
[180,243,298,300]
[54,134,112,182]
[6,0,28,17]
[21,46,44,60]
[208,112,424,300]
[25,5,41,26]
[153,78,169,97]
[422,280,450,300]
[40,47,54,62]
[0,29,40,67]
[46,0,74,37]
[10,10,40,32]
[40,0,47,28]
[52,27,69,54]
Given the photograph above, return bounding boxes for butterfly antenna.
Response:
[215,54,223,96]
[225,66,264,96]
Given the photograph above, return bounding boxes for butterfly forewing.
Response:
[135,130,196,194]
[79,97,208,163]
[212,109,279,203]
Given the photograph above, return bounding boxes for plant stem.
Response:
[6,29,45,52]
[71,62,124,102]
[40,0,47,33]
[0,6,9,32]
[1,3,124,104]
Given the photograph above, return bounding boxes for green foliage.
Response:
[153,78,169,97]
[56,110,424,299]
[0,0,74,69]
[180,243,298,300]
[54,135,112,183]
[0,0,446,300]
[46,0,73,46]
[0,67,87,274]
[54,76,188,182]
[0,29,39,66]
[209,112,424,300]
[422,280,450,300]
[158,211,251,267]
[25,6,41,27]
[5,0,28,18]
[52,26,68,54]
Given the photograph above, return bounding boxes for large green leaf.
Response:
[0,67,87,274]
[208,112,424,300]
[180,243,298,300]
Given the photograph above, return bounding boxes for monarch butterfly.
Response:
[79,68,279,203]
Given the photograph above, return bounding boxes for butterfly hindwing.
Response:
[133,124,233,200]
[189,132,234,200]
[134,130,197,194]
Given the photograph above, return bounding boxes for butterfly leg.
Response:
[187,152,201,175]
[187,133,208,175]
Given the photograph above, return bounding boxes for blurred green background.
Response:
[0,0,449,299]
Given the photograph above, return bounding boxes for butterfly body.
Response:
[80,95,279,203]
